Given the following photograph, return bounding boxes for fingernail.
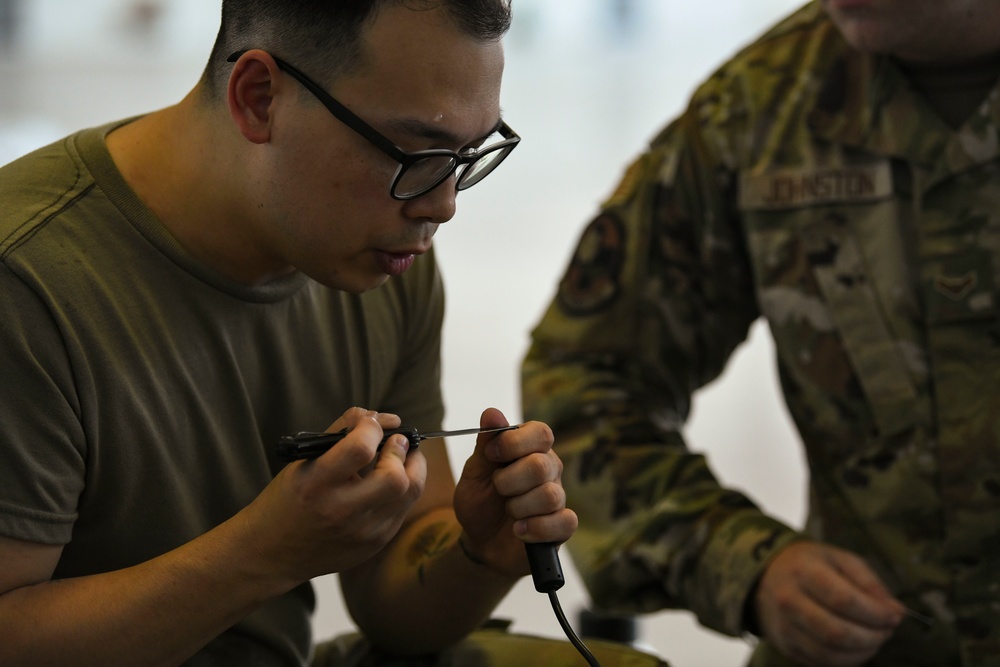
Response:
[514,520,528,536]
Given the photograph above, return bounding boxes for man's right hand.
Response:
[754,541,906,667]
[242,407,426,584]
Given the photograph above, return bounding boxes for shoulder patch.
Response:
[556,213,626,317]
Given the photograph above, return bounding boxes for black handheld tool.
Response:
[276,424,520,461]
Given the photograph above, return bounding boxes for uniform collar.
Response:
[808,44,1000,183]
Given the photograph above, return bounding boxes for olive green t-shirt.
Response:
[0,121,446,665]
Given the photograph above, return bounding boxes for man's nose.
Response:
[401,177,458,224]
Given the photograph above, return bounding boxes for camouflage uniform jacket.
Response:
[522,3,1000,665]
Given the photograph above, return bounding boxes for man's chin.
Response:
[832,21,900,56]
[359,274,392,293]
[309,270,391,294]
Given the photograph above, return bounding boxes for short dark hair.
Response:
[201,0,512,99]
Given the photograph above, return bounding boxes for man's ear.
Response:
[227,50,282,145]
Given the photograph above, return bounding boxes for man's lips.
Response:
[374,248,424,277]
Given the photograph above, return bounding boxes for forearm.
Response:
[557,422,801,634]
[341,507,516,655]
[0,512,296,667]
[524,345,783,630]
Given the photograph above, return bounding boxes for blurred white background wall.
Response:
[0,1,807,664]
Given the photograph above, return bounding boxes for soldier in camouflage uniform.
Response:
[522,1,1000,665]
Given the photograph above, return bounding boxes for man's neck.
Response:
[895,50,1000,129]
[106,96,293,286]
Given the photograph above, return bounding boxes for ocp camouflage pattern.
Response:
[522,2,1000,665]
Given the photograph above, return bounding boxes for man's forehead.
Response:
[335,4,506,146]
[382,115,505,146]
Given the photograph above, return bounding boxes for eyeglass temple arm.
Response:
[225,50,406,161]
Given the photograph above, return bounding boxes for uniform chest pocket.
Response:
[799,215,922,439]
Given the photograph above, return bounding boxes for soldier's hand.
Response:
[244,408,426,582]
[452,408,577,577]
[753,541,906,667]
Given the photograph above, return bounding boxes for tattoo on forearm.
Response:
[407,521,457,586]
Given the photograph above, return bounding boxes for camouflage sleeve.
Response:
[522,102,803,637]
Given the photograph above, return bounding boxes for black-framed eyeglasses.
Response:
[227,51,520,201]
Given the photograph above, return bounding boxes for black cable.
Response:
[546,589,602,667]
[525,543,603,667]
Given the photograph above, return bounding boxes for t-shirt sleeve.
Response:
[0,264,86,545]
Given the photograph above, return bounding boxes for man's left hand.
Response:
[452,408,578,576]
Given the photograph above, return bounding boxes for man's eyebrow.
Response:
[382,116,505,147]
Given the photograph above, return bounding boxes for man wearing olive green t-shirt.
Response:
[0,2,577,666]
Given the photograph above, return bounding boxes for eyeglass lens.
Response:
[394,156,458,199]
[393,143,515,199]
[457,146,513,190]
